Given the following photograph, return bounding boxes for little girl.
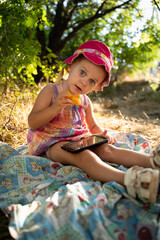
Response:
[27,40,160,204]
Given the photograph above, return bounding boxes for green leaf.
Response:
[25,16,34,28]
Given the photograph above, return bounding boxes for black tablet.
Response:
[61,135,108,153]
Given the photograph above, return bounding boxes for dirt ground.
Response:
[92,80,160,149]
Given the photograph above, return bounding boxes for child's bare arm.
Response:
[28,84,72,129]
[85,97,104,134]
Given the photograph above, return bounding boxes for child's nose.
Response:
[80,78,87,86]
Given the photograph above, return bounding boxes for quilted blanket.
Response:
[0,130,160,240]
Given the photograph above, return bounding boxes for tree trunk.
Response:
[35,0,134,83]
[34,22,47,84]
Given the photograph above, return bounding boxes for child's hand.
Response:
[101,130,117,144]
[65,91,80,105]
[53,91,73,113]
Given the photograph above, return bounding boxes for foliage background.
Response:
[0,0,160,92]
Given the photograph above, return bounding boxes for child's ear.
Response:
[95,82,103,91]
[65,65,71,73]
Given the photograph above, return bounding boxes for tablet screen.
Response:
[61,135,108,153]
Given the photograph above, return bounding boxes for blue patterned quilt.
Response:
[0,130,160,240]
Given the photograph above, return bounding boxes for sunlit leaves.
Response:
[0,0,159,91]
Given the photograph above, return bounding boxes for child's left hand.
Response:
[101,129,117,144]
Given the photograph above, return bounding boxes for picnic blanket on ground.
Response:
[0,130,160,240]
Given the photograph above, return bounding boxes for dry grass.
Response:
[0,80,160,149]
[0,87,40,148]
[92,80,160,149]
[94,109,159,149]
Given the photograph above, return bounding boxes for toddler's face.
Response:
[67,58,107,95]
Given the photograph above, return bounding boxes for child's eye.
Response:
[89,79,96,85]
[80,70,85,76]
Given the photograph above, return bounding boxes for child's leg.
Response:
[92,144,159,204]
[47,141,125,185]
[92,143,152,168]
[47,141,159,204]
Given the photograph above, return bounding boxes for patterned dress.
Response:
[27,83,90,155]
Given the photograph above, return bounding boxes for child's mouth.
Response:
[75,85,82,92]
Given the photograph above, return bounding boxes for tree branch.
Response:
[95,0,107,16]
[62,0,132,46]
[152,0,160,11]
[48,0,134,61]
